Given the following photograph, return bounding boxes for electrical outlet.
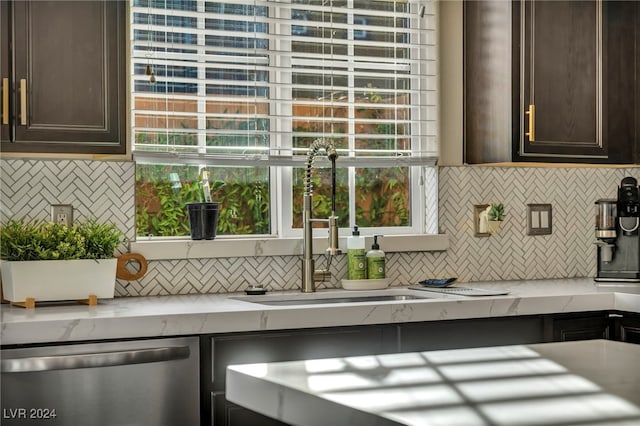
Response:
[51,204,73,226]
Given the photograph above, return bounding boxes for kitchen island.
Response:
[227,339,640,426]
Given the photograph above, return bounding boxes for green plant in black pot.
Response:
[186,169,225,240]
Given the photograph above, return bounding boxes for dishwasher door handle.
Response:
[1,345,191,373]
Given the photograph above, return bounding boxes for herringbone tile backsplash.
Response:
[0,159,135,243]
[1,159,638,296]
[438,166,639,282]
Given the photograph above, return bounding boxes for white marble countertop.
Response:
[226,339,640,426]
[1,278,639,346]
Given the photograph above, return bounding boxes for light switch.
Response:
[540,210,549,228]
[531,211,540,228]
[527,204,552,236]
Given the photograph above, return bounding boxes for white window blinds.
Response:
[131,0,437,168]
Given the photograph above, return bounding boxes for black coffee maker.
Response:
[595,176,640,282]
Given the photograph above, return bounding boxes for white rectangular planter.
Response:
[1,259,117,303]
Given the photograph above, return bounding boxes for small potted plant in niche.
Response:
[185,168,225,240]
[486,203,505,234]
[0,219,123,306]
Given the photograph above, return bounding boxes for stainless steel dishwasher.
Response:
[1,336,199,426]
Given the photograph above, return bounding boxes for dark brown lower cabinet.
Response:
[397,316,545,352]
[547,312,612,342]
[211,394,286,426]
[612,312,640,344]
[546,311,640,343]
[201,311,638,425]
[202,317,547,425]
[201,325,397,426]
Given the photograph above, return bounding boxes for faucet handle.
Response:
[326,246,342,256]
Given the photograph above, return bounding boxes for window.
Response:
[131,0,437,239]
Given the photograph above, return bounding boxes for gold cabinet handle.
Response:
[525,104,535,142]
[19,78,27,126]
[2,78,8,125]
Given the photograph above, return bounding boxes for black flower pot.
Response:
[186,202,220,240]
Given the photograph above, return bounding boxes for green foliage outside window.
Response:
[290,166,410,229]
[355,167,410,227]
[137,163,409,236]
[136,164,270,237]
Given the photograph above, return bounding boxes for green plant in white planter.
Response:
[0,219,123,305]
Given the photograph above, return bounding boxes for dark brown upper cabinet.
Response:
[636,3,640,163]
[1,1,10,145]
[465,0,638,164]
[520,1,600,159]
[0,1,126,154]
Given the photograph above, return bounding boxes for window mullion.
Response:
[347,1,356,229]
[275,2,294,237]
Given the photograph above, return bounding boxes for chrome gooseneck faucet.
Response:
[301,138,341,292]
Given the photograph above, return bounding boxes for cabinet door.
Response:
[517,0,603,160]
[551,314,611,342]
[398,316,545,352]
[620,322,640,344]
[204,325,396,425]
[0,1,9,143]
[465,0,637,164]
[616,313,640,344]
[634,1,640,163]
[212,392,287,426]
[4,1,125,154]
[463,0,515,164]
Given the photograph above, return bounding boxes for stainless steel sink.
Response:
[246,294,428,306]
[231,289,445,306]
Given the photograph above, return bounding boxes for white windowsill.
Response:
[129,234,449,261]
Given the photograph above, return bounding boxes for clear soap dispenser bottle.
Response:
[347,226,367,280]
[366,235,385,279]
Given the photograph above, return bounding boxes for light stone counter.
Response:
[227,339,640,426]
[1,278,639,346]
